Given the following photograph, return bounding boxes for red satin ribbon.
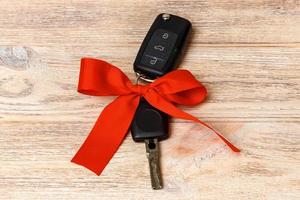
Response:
[72,58,240,175]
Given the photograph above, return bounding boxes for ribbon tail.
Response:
[72,95,140,175]
[145,94,240,152]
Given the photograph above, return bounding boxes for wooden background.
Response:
[0,0,299,199]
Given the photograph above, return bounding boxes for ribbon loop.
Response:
[78,58,133,96]
[72,58,240,175]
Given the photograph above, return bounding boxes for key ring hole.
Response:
[148,141,156,150]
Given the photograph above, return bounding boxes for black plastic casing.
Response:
[133,13,191,79]
[131,98,169,142]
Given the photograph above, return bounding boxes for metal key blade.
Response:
[145,138,163,189]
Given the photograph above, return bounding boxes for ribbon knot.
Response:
[132,84,149,96]
[72,58,240,175]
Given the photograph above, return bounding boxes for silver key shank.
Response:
[145,138,163,189]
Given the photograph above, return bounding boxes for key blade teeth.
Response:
[145,139,163,190]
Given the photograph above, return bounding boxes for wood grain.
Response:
[0,0,299,199]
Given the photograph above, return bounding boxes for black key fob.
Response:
[131,14,192,143]
[134,13,191,79]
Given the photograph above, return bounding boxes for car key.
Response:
[131,13,191,189]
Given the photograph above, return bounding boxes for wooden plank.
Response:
[0,121,299,199]
[0,0,299,46]
[1,46,299,122]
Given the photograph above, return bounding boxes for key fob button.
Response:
[154,29,178,44]
[136,109,163,132]
[141,54,165,69]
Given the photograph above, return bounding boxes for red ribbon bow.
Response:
[72,58,240,175]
